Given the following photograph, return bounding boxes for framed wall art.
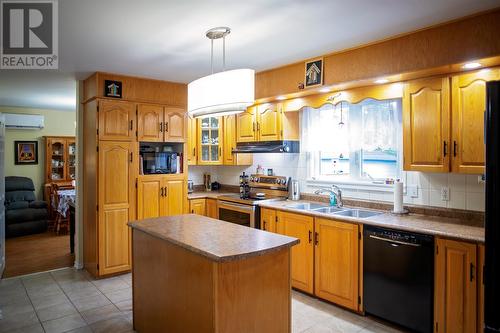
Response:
[304,57,323,88]
[14,141,38,165]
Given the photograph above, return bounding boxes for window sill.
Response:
[306,178,396,193]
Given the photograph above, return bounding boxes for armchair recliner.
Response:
[5,176,48,238]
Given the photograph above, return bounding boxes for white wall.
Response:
[188,153,485,212]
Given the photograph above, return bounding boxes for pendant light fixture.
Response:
[188,27,255,118]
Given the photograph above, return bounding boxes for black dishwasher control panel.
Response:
[364,226,433,246]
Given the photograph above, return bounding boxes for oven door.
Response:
[218,201,256,228]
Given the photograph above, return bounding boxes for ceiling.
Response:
[0,0,499,111]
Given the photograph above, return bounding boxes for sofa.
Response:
[5,176,48,238]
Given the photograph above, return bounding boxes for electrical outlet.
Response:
[478,174,486,184]
[407,185,418,198]
[441,187,450,201]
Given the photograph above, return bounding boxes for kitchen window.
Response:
[303,98,402,183]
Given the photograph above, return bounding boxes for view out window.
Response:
[304,98,402,182]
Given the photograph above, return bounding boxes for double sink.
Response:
[285,202,383,219]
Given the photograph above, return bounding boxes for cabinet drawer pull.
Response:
[308,230,312,243]
[160,122,163,132]
[453,141,457,157]
[314,232,319,245]
[443,141,447,157]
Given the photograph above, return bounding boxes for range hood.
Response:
[233,141,300,154]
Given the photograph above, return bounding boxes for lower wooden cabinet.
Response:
[189,198,206,215]
[137,175,186,219]
[314,218,360,311]
[478,244,485,333]
[261,208,277,233]
[206,198,218,218]
[277,211,314,294]
[435,238,477,333]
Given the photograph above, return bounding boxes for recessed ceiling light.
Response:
[374,78,389,84]
[276,96,286,100]
[319,87,330,93]
[462,62,482,70]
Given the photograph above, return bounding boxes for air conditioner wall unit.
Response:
[4,113,44,130]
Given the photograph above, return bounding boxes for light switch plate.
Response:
[441,187,450,201]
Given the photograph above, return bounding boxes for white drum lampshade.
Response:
[188,68,255,118]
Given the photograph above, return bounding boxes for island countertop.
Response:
[128,214,299,262]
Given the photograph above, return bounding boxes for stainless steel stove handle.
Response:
[218,201,255,213]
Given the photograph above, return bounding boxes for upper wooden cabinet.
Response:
[277,211,314,294]
[137,175,186,219]
[97,141,136,276]
[187,116,197,165]
[137,105,186,143]
[164,107,186,142]
[223,115,253,166]
[236,106,258,142]
[258,105,281,141]
[98,100,136,141]
[236,103,299,143]
[197,117,223,165]
[435,238,477,333]
[403,77,450,173]
[451,69,500,174]
[314,218,360,311]
[137,104,163,142]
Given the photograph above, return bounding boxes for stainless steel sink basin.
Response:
[285,202,326,210]
[332,209,382,218]
[312,206,346,214]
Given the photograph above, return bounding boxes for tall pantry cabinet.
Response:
[82,73,187,277]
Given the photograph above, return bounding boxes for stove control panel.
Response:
[249,175,288,189]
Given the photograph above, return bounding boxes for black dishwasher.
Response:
[364,225,434,333]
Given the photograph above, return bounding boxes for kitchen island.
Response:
[128,214,299,333]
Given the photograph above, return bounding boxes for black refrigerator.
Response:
[485,81,500,333]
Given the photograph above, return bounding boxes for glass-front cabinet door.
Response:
[48,138,66,181]
[198,117,223,165]
[67,140,76,180]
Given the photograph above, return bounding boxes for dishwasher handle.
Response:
[368,234,421,247]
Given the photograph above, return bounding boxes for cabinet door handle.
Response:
[191,209,194,213]
[308,230,312,243]
[314,232,319,245]
[219,147,222,157]
[160,187,164,197]
[193,147,196,156]
[130,120,133,131]
[470,263,475,282]
[443,141,447,157]
[160,122,163,132]
[253,122,256,132]
[164,187,168,196]
[453,141,457,157]
[165,122,169,132]
[263,220,267,230]
[257,122,260,131]
[130,152,133,163]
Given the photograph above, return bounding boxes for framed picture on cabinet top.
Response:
[104,80,122,98]
[304,57,323,88]
[14,141,38,165]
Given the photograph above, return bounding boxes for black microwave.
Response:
[141,152,178,174]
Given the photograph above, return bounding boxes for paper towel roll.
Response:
[393,181,404,213]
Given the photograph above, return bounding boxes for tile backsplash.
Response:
[188,153,485,212]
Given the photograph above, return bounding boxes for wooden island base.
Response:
[132,229,292,333]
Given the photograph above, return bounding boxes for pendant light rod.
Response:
[206,27,231,73]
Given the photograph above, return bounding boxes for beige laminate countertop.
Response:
[187,191,236,199]
[258,200,485,243]
[128,214,299,262]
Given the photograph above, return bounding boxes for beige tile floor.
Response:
[0,268,407,333]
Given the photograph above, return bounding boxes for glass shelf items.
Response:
[198,116,222,164]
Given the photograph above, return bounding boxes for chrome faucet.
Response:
[314,185,343,207]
